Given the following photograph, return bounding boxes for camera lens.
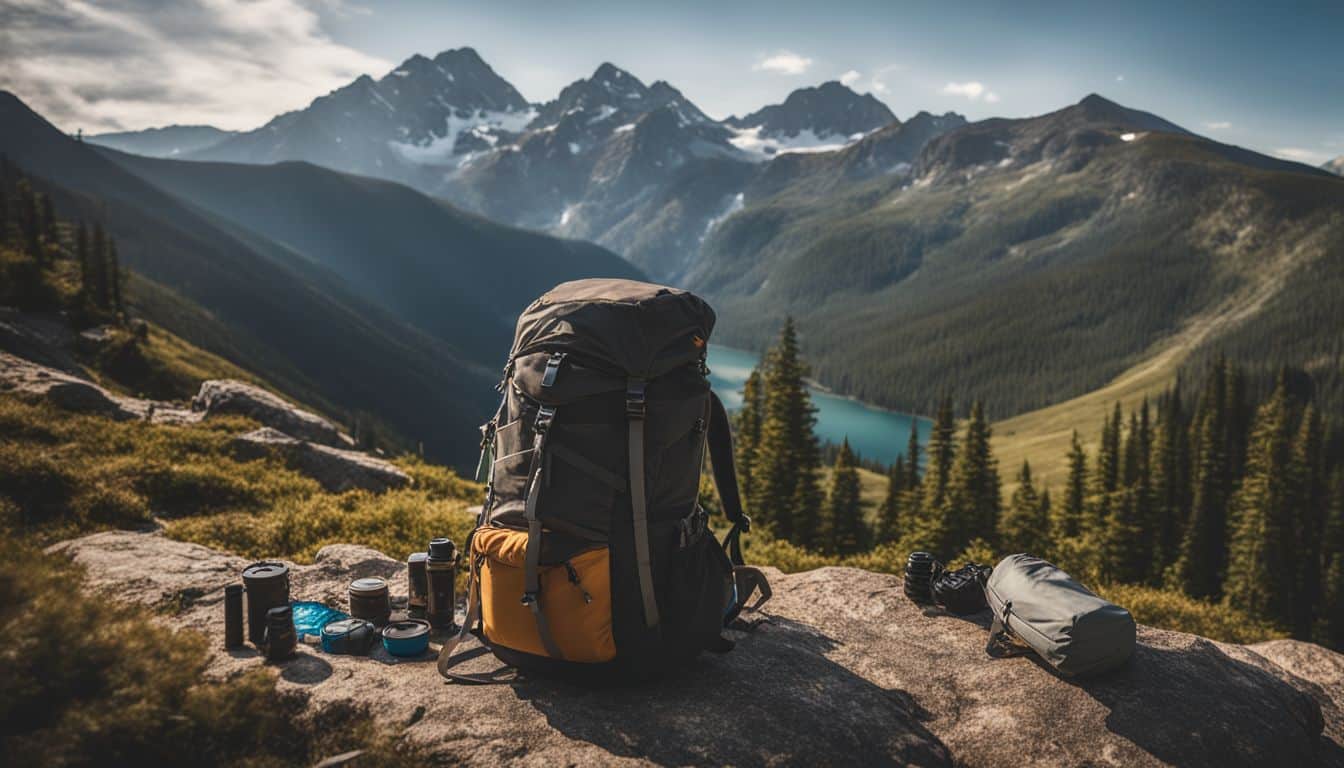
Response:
[904,552,943,604]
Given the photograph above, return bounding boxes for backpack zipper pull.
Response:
[564,561,593,604]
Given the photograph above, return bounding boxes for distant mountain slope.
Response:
[87,125,238,158]
[692,94,1344,420]
[1325,156,1344,176]
[96,149,639,364]
[0,90,506,466]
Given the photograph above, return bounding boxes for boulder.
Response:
[193,379,353,448]
[1,350,142,419]
[51,530,1343,767]
[232,427,411,493]
[0,350,202,424]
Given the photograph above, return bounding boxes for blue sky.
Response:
[2,0,1341,164]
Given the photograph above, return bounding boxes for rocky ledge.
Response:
[52,530,1343,767]
[1,351,403,493]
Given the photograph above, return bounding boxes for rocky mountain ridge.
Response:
[115,48,958,283]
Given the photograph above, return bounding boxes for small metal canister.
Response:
[348,577,392,626]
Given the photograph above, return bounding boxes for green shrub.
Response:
[166,489,478,565]
[1096,582,1286,645]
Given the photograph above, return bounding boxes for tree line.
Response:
[0,156,124,324]
[732,319,1344,649]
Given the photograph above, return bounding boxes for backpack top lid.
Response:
[510,278,716,379]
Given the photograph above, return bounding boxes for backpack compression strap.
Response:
[706,391,749,566]
[627,379,661,628]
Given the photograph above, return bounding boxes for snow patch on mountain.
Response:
[389,107,536,165]
[703,192,745,240]
[729,126,866,161]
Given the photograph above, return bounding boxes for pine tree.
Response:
[1104,486,1150,584]
[40,192,56,244]
[107,239,123,316]
[922,396,957,516]
[1223,382,1296,625]
[754,317,823,545]
[1000,461,1050,555]
[75,222,91,305]
[877,455,906,544]
[1290,405,1326,637]
[827,438,866,555]
[1170,364,1230,599]
[1317,554,1344,650]
[1150,393,1184,577]
[1224,362,1250,482]
[90,223,110,311]
[1315,471,1344,648]
[734,368,766,509]
[1055,431,1088,541]
[944,401,1000,554]
[1087,403,1123,536]
[16,178,41,260]
[905,421,921,490]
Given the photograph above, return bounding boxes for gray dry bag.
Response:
[983,554,1135,677]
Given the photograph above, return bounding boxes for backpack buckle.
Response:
[739,513,751,533]
[541,352,565,388]
[520,592,537,606]
[534,405,556,434]
[625,380,647,420]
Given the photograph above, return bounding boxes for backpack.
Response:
[437,278,771,682]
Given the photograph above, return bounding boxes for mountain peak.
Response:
[1065,93,1188,135]
[592,62,636,83]
[1077,92,1116,109]
[434,47,487,66]
[727,81,895,144]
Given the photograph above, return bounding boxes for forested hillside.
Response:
[728,318,1344,651]
[694,95,1344,425]
[98,149,638,363]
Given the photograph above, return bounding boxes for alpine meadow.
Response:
[2,2,1344,766]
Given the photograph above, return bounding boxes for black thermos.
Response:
[426,538,458,629]
[242,561,290,647]
[407,551,429,619]
[224,583,244,648]
[264,604,297,661]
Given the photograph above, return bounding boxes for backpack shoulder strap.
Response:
[706,390,750,565]
[706,390,773,622]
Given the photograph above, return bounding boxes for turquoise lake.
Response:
[706,345,929,466]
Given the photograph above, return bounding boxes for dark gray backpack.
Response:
[983,554,1136,677]
[438,279,770,682]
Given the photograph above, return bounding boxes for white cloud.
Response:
[0,0,390,132]
[1273,147,1329,165]
[839,69,861,87]
[754,51,813,76]
[1116,74,1125,82]
[942,81,999,103]
[1203,121,1232,131]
